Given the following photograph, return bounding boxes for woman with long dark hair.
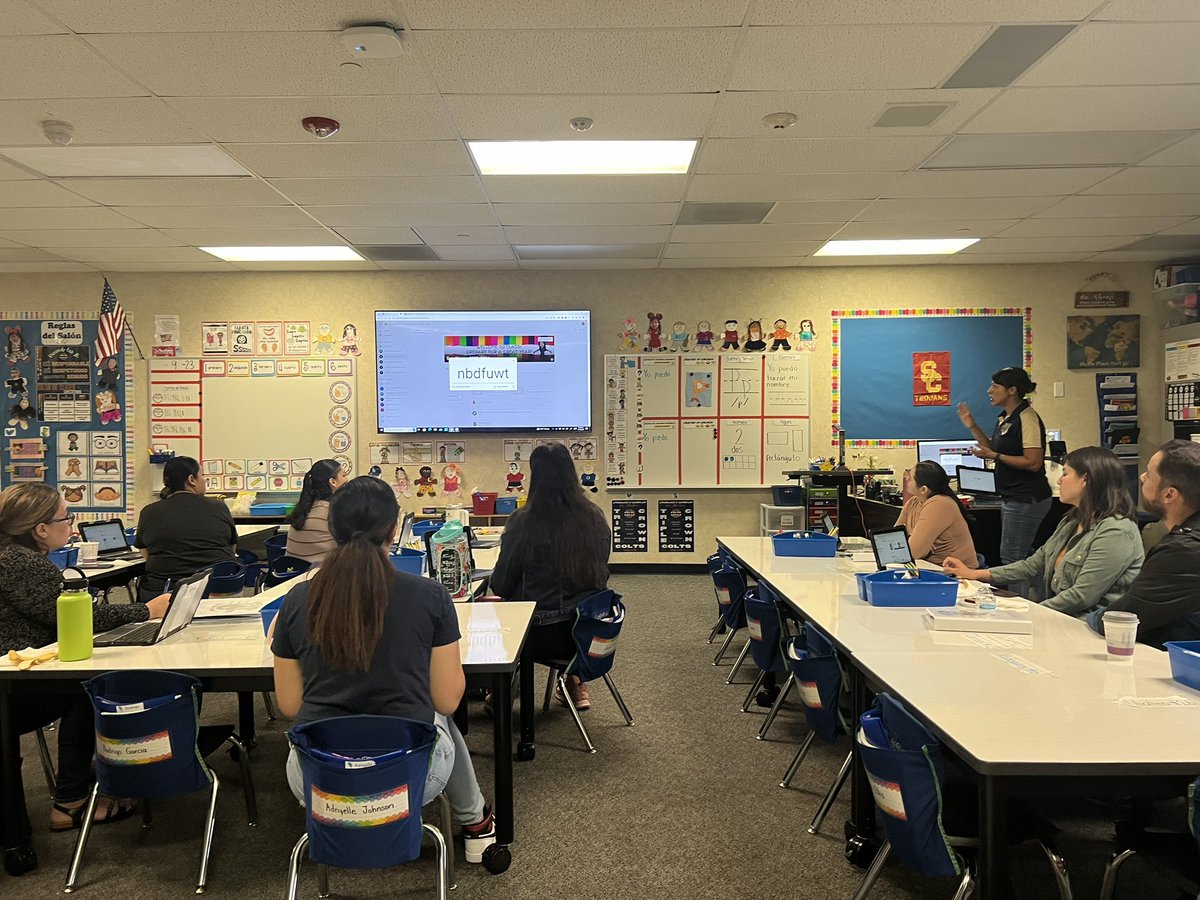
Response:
[271,476,496,863]
[134,455,236,602]
[944,446,1144,617]
[285,458,344,564]
[896,461,978,566]
[489,442,611,709]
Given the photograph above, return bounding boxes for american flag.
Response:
[95,278,125,365]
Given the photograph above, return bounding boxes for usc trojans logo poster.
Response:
[912,352,950,406]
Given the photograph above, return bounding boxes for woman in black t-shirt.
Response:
[957,367,1052,573]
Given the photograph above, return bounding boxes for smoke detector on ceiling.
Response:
[301,116,340,139]
[569,117,594,133]
[761,112,798,131]
[341,24,406,58]
[41,120,74,146]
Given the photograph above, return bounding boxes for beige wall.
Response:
[0,262,1166,562]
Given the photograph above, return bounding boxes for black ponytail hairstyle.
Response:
[290,458,342,529]
[991,367,1037,398]
[911,460,968,520]
[159,456,200,500]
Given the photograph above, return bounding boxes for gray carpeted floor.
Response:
[4,573,1186,898]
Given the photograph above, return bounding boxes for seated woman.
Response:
[896,461,979,567]
[489,442,611,709]
[270,477,496,863]
[285,458,345,565]
[134,456,237,603]
[943,446,1144,617]
[0,484,169,839]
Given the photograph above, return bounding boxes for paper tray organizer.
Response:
[855,570,959,607]
[772,531,838,558]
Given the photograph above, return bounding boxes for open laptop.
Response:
[956,465,1000,501]
[94,570,211,647]
[77,519,143,561]
[396,511,415,548]
[868,526,915,571]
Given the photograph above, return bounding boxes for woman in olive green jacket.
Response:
[944,446,1143,617]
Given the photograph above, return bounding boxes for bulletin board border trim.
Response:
[830,307,1033,449]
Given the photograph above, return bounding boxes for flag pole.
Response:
[124,321,147,361]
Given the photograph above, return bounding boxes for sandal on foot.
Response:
[50,797,137,832]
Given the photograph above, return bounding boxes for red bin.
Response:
[471,491,498,515]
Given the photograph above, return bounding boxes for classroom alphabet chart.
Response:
[604,353,811,487]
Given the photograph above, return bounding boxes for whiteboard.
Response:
[604,353,811,488]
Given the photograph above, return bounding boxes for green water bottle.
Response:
[57,567,93,662]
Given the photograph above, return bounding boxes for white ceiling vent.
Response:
[676,202,775,226]
[357,244,440,261]
[872,104,953,129]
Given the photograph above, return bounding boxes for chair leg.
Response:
[227,733,258,826]
[63,783,101,892]
[35,725,57,792]
[849,840,892,900]
[1098,848,1136,900]
[542,666,558,712]
[316,864,330,898]
[707,615,724,644]
[432,793,456,890]
[142,799,153,828]
[809,750,852,834]
[740,669,766,713]
[285,834,308,900]
[261,692,277,721]
[558,674,596,753]
[951,863,976,900]
[601,673,634,725]
[712,627,738,665]
[780,731,816,788]
[757,673,794,740]
[423,822,450,900]
[1035,838,1072,900]
[724,638,752,684]
[196,772,220,893]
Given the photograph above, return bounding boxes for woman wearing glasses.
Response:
[0,484,169,855]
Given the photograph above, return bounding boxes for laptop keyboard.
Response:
[100,621,159,644]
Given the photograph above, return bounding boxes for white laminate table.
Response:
[716,535,1200,900]
[235,523,280,541]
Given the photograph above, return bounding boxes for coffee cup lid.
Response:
[1103,610,1139,623]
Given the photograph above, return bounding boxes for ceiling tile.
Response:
[83,32,437,97]
[222,142,474,178]
[671,223,841,242]
[995,216,1192,238]
[160,227,343,246]
[56,246,219,263]
[431,245,515,261]
[403,1,749,28]
[856,197,1059,221]
[0,260,95,271]
[502,225,672,244]
[730,25,988,91]
[483,175,686,204]
[686,172,903,201]
[0,247,67,261]
[751,1,1101,24]
[164,95,459,143]
[696,136,945,174]
[1158,218,1200,235]
[495,203,678,226]
[832,220,1017,239]
[330,227,422,245]
[710,89,997,138]
[444,93,716,140]
[305,205,498,227]
[921,131,1186,169]
[961,235,1143,253]
[116,206,315,228]
[1036,194,1200,217]
[1,1,69,34]
[0,207,140,229]
[0,98,207,145]
[660,257,798,268]
[519,259,660,269]
[664,241,822,258]
[1138,134,1200,167]
[764,200,871,222]
[2,229,183,247]
[413,225,506,245]
[63,177,287,206]
[417,28,739,94]
[271,177,486,205]
[1082,167,1200,195]
[1094,1,1200,22]
[798,255,949,266]
[939,252,1093,264]
[516,243,662,259]
[0,181,98,207]
[0,36,147,99]
[376,260,520,270]
[1086,250,1196,262]
[963,86,1200,134]
[1020,23,1200,86]
[882,167,1118,198]
[0,159,37,180]
[37,0,396,31]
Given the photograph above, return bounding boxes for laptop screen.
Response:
[821,513,836,534]
[397,512,414,547]
[870,527,914,569]
[957,466,998,495]
[78,519,128,553]
[159,571,210,638]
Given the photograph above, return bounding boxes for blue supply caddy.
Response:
[1165,641,1200,692]
[772,531,838,558]
[856,569,958,607]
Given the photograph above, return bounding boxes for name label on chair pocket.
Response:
[311,784,410,827]
[588,635,618,658]
[867,774,907,821]
[797,680,823,708]
[746,617,762,640]
[96,729,173,765]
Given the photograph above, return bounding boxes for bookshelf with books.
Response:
[1096,374,1139,497]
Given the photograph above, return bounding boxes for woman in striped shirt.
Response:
[286,459,345,565]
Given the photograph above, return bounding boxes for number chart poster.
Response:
[833,308,1031,449]
[604,353,811,488]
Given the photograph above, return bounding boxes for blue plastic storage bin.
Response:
[260,597,284,636]
[250,503,290,517]
[48,546,79,570]
[388,547,425,576]
[495,496,518,515]
[772,531,838,558]
[1165,641,1200,692]
[412,519,442,537]
[858,570,958,607]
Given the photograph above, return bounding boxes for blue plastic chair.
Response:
[851,693,1072,900]
[201,560,247,597]
[706,551,728,643]
[711,564,750,675]
[741,583,790,714]
[285,716,449,900]
[539,589,634,753]
[65,671,256,893]
[1099,776,1200,899]
[264,533,289,566]
[258,555,311,591]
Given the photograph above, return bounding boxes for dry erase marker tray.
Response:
[772,531,838,558]
[855,570,958,607]
[1165,641,1200,692]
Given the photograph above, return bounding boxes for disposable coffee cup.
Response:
[1102,610,1139,663]
[76,541,99,565]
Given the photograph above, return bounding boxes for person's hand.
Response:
[942,557,970,578]
[145,593,171,620]
[956,401,975,429]
[968,444,994,460]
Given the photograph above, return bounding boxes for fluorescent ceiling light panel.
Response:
[815,238,979,256]
[468,141,696,175]
[942,25,1075,89]
[0,145,250,178]
[200,246,363,262]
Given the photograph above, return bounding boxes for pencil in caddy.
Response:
[771,531,838,558]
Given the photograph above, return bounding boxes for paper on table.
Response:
[991,653,1054,675]
[1117,696,1200,709]
[963,632,1033,650]
[195,597,272,618]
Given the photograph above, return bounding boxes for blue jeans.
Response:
[286,713,485,826]
[1000,497,1052,597]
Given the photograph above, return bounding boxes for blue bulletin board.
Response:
[833,308,1032,447]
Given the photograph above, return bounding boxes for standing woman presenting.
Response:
[957,367,1053,571]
